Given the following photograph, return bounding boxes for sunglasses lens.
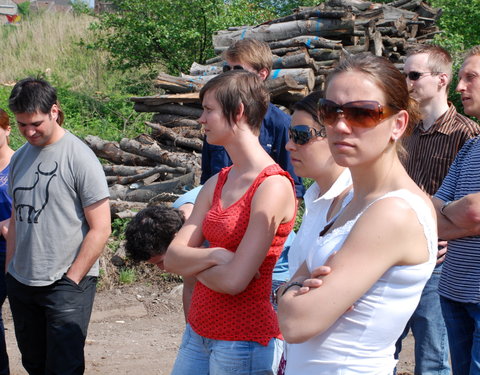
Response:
[343,102,381,128]
[407,71,422,81]
[319,99,383,128]
[289,126,312,145]
[319,100,340,125]
[223,65,244,73]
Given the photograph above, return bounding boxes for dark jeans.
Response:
[6,273,97,375]
[0,253,9,375]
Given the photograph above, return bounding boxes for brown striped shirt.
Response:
[402,103,480,195]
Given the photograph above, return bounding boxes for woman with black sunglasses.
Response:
[277,53,438,374]
[284,91,352,277]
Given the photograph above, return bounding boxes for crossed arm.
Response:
[278,197,432,343]
[164,174,295,295]
[432,194,480,240]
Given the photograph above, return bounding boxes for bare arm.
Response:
[195,175,296,295]
[164,178,233,276]
[66,198,111,284]
[181,276,196,322]
[433,195,480,240]
[278,197,432,343]
[5,210,15,273]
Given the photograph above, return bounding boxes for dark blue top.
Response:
[200,103,305,198]
[0,165,11,253]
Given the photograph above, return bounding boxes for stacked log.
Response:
[85,131,201,219]
[132,0,441,112]
[92,0,442,218]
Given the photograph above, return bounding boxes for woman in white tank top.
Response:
[277,54,438,375]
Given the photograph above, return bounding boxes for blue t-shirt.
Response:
[0,165,12,253]
[200,103,305,198]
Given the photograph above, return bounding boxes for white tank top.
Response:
[285,190,437,375]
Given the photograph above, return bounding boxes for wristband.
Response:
[281,281,303,296]
[440,200,453,217]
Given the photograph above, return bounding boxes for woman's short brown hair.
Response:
[199,70,269,135]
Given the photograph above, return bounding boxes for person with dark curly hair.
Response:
[124,205,185,270]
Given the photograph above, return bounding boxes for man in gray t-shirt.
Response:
[5,78,111,375]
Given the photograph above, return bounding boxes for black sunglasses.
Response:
[289,125,326,145]
[222,64,245,73]
[405,71,439,81]
[318,99,395,128]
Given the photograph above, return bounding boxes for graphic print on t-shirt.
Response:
[13,162,58,224]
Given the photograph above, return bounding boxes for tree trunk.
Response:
[269,68,315,90]
[133,103,202,117]
[153,73,203,93]
[109,172,195,202]
[268,35,342,50]
[145,122,203,152]
[150,114,200,128]
[85,136,156,166]
[272,52,314,69]
[130,93,200,106]
[213,18,354,48]
[189,62,222,76]
[118,138,199,171]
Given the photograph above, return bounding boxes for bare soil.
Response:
[4,282,415,375]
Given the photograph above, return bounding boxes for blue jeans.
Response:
[440,296,480,375]
[395,264,450,374]
[171,324,283,375]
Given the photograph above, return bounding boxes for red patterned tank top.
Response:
[188,164,296,346]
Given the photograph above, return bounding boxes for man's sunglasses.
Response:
[289,125,326,145]
[405,71,439,81]
[222,64,245,73]
[318,99,395,128]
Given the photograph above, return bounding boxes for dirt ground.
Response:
[3,283,415,375]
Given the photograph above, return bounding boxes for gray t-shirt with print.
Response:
[8,131,109,286]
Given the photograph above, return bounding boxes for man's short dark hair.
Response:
[8,77,65,125]
[125,205,185,262]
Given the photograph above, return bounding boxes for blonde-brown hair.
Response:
[223,39,273,76]
[407,44,453,88]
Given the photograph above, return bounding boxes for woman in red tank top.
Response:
[164,71,297,375]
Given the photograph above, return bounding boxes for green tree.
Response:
[91,0,276,74]
[430,0,480,52]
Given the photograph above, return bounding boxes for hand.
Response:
[295,265,332,295]
[0,219,9,238]
[436,240,447,265]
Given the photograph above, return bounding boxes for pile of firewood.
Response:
[85,131,202,218]
[90,0,442,216]
[132,0,441,110]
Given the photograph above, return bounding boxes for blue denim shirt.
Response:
[200,103,305,198]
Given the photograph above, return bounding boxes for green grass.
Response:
[0,10,156,151]
[118,267,137,284]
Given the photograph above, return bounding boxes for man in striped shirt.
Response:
[433,45,480,375]
[397,44,480,375]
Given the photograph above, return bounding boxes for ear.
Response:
[438,72,449,89]
[391,110,408,141]
[5,126,11,137]
[50,104,59,121]
[234,102,245,124]
[257,68,269,81]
